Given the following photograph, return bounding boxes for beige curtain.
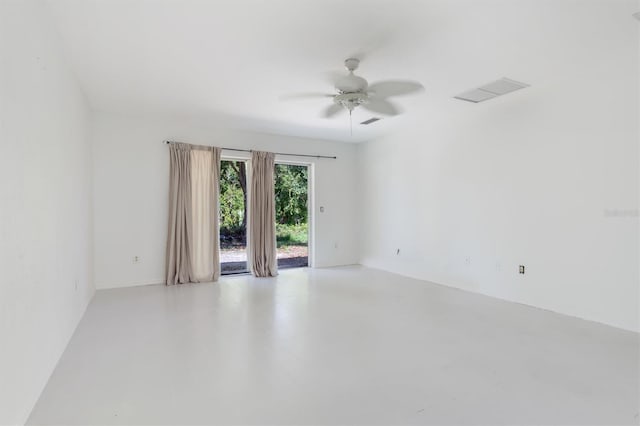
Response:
[166,143,194,285]
[190,147,221,282]
[249,151,278,277]
[166,143,221,285]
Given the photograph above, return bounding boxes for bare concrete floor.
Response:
[28,266,639,425]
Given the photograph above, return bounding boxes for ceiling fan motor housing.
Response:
[336,74,368,93]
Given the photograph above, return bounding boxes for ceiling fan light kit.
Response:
[333,92,369,112]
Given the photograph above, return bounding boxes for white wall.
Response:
[0,1,94,424]
[357,12,639,332]
[91,112,358,289]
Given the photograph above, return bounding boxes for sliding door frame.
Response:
[219,153,314,271]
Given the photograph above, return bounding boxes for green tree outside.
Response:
[219,161,308,248]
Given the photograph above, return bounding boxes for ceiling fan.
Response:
[282,57,425,123]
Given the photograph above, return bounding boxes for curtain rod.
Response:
[163,140,337,160]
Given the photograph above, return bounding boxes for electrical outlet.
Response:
[396,248,400,255]
[465,256,471,266]
[519,265,525,274]
[133,256,141,264]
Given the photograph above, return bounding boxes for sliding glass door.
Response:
[219,159,310,274]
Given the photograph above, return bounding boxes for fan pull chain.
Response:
[349,109,353,136]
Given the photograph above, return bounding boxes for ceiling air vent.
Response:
[454,77,529,103]
[360,117,381,125]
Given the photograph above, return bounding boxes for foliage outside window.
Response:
[219,161,308,247]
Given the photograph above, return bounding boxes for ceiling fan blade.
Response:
[279,92,334,101]
[362,99,401,116]
[322,103,344,118]
[368,80,424,98]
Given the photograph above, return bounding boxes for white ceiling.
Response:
[45,0,638,143]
